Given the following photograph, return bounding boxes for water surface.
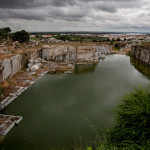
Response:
[0,54,150,150]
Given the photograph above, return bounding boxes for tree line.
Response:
[0,27,30,43]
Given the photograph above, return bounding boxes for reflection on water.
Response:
[0,55,150,150]
[75,64,97,74]
[130,57,150,79]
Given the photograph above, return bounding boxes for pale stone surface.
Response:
[42,45,110,63]
[2,59,12,80]
[131,45,150,65]
[11,55,22,75]
[0,44,111,82]
[42,45,76,62]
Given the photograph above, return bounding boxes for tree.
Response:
[13,30,30,43]
[3,27,11,33]
[0,29,7,40]
[0,27,11,40]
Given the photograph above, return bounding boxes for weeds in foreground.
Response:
[86,87,150,150]
[108,87,150,149]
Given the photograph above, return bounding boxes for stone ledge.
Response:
[0,114,22,136]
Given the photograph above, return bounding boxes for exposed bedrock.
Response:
[41,45,111,63]
[0,44,111,83]
[0,50,41,83]
[0,55,22,82]
[131,45,150,65]
[42,45,76,62]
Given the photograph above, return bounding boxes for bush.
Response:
[0,27,11,40]
[108,87,150,149]
[13,30,30,43]
[85,87,150,150]
[3,27,11,33]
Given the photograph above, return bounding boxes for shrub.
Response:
[3,27,11,34]
[12,30,30,43]
[108,87,150,149]
[0,27,11,40]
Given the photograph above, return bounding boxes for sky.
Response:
[0,0,150,32]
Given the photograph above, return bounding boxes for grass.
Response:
[87,87,150,150]
[113,47,120,51]
[31,73,38,77]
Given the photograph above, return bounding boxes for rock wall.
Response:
[1,55,22,81]
[41,44,111,64]
[131,45,150,65]
[0,44,111,83]
[0,50,41,83]
[42,45,76,62]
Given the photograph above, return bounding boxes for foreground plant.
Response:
[86,87,150,150]
[108,87,150,149]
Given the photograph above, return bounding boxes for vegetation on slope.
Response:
[55,35,111,42]
[87,87,150,150]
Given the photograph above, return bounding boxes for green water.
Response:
[0,54,150,150]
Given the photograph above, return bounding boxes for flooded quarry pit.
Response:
[0,54,150,150]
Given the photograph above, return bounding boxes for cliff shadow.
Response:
[74,64,97,74]
[130,57,150,79]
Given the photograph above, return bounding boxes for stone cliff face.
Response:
[131,45,150,65]
[0,50,41,84]
[0,44,111,83]
[42,45,76,62]
[1,55,22,81]
[42,45,111,64]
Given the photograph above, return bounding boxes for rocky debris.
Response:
[0,114,22,136]
[47,38,63,43]
[0,47,11,55]
[24,41,40,48]
[0,49,5,55]
[76,45,110,64]
[0,49,42,83]
[131,45,150,65]
[13,41,20,49]
[0,41,7,48]
[76,46,98,63]
[27,58,43,73]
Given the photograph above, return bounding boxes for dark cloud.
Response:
[0,0,144,21]
[0,0,149,31]
[0,0,141,9]
[0,0,35,9]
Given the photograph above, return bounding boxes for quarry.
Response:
[0,36,150,140]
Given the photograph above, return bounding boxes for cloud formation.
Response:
[0,0,149,32]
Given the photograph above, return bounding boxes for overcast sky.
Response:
[0,0,150,32]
